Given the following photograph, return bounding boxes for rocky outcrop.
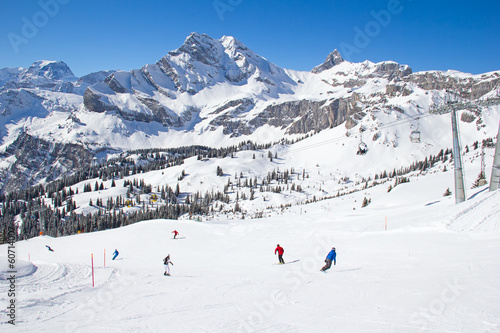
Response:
[369,62,412,80]
[471,76,500,99]
[407,72,470,95]
[312,50,344,74]
[209,99,256,136]
[250,97,359,135]
[385,82,413,97]
[405,71,500,99]
[135,96,185,127]
[286,98,359,134]
[83,87,119,113]
[77,70,116,87]
[104,74,128,93]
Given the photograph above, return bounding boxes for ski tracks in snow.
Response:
[446,191,500,232]
[16,262,91,293]
[0,262,119,328]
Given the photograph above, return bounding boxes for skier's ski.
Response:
[273,259,300,265]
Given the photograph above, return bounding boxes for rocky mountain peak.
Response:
[169,32,223,66]
[20,60,75,82]
[311,49,345,74]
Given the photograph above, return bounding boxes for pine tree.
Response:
[472,171,487,188]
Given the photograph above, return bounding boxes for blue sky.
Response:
[0,0,498,77]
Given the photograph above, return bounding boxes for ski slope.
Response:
[1,172,500,332]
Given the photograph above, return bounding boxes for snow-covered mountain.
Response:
[0,32,499,193]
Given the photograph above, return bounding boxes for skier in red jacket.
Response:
[275,244,285,264]
[172,230,179,239]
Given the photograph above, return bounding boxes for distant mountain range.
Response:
[0,32,499,193]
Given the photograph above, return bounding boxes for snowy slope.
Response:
[1,170,499,332]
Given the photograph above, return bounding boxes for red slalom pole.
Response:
[104,249,106,268]
[91,253,94,287]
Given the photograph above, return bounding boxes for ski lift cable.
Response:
[278,91,498,157]
[282,114,432,155]
[280,112,436,156]
[289,92,497,154]
[281,91,496,156]
[278,92,496,156]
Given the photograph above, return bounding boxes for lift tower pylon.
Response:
[450,104,466,203]
[489,120,500,192]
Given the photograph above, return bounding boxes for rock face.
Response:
[249,97,359,135]
[311,50,345,74]
[77,70,116,87]
[405,71,500,99]
[209,98,256,136]
[385,82,413,97]
[371,62,412,80]
[83,87,119,113]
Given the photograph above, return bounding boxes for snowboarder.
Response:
[163,254,174,276]
[46,245,54,252]
[112,249,119,260]
[320,247,336,271]
[172,230,179,239]
[275,244,285,264]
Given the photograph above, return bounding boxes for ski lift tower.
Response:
[449,102,466,203]
[489,120,500,191]
[430,92,470,204]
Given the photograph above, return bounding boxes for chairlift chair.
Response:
[357,141,368,155]
[410,117,421,143]
[356,129,368,155]
[410,130,421,143]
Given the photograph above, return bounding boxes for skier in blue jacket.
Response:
[320,247,336,271]
[112,249,119,260]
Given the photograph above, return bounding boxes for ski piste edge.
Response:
[273,259,300,265]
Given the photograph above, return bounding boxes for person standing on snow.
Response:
[275,244,285,264]
[172,230,179,239]
[320,247,336,271]
[112,249,119,260]
[163,254,174,276]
